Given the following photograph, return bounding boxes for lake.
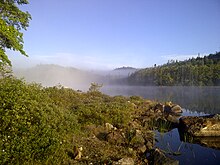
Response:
[101,86,220,165]
[101,86,220,113]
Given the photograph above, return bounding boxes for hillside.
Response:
[127,52,220,86]
[112,67,138,77]
[13,65,140,88]
[13,64,104,90]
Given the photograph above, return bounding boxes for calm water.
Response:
[102,86,220,113]
[101,86,220,165]
[155,129,220,165]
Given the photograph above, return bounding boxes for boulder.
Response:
[179,114,220,136]
[145,140,154,150]
[106,130,125,145]
[171,105,182,114]
[194,136,220,149]
[137,144,147,153]
[113,157,135,165]
[166,114,180,125]
[149,148,179,165]
[164,102,182,114]
[105,123,114,132]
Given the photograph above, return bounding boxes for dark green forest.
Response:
[128,52,220,86]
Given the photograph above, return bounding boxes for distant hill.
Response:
[114,66,137,70]
[13,64,103,90]
[127,52,220,86]
[13,64,140,89]
[109,66,138,78]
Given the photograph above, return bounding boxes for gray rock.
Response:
[106,130,125,145]
[164,102,182,114]
[166,114,179,124]
[179,114,220,136]
[194,136,220,149]
[113,157,134,165]
[105,123,114,132]
[137,144,147,153]
[151,148,179,165]
[171,105,182,114]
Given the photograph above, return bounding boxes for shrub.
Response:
[0,77,63,164]
[0,77,137,164]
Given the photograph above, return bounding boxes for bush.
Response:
[0,77,137,164]
[0,77,63,164]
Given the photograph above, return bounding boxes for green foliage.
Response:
[0,77,138,164]
[88,82,103,92]
[71,93,133,127]
[128,52,220,86]
[0,0,31,66]
[0,63,12,78]
[0,77,64,164]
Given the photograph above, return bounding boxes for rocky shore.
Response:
[68,99,220,165]
[2,78,220,164]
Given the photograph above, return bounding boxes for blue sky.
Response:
[9,0,220,70]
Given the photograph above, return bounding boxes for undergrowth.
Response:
[0,77,141,164]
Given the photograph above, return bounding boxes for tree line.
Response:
[127,52,220,86]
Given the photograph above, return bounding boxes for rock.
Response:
[130,130,145,148]
[164,102,182,114]
[146,140,153,150]
[67,146,82,160]
[171,105,182,114]
[179,114,220,136]
[166,114,180,125]
[143,131,155,149]
[137,144,147,153]
[106,130,125,145]
[105,123,114,132]
[194,136,220,149]
[113,157,134,165]
[164,102,172,112]
[150,148,179,165]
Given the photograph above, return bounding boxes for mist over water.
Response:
[101,85,220,114]
[12,64,220,114]
[12,64,136,91]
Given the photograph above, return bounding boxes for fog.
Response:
[12,64,220,114]
[101,85,220,114]
[12,64,137,91]
[13,64,99,91]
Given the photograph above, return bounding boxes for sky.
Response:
[9,0,220,70]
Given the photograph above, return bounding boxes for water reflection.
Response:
[155,128,220,165]
[102,86,220,114]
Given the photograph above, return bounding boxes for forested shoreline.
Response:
[127,52,220,86]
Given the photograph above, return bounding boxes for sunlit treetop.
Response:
[0,0,31,66]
